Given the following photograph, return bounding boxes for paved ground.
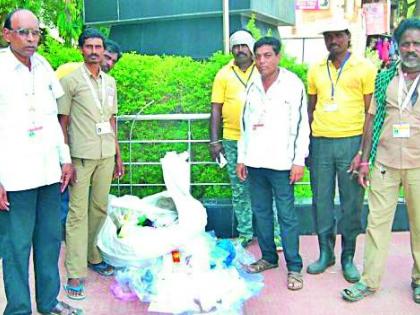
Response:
[0,232,419,314]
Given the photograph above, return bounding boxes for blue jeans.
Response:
[0,183,61,314]
[247,167,303,272]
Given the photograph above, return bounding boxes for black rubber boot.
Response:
[307,233,336,274]
[341,237,361,283]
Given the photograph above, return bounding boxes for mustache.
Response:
[88,54,99,58]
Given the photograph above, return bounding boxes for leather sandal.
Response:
[41,301,84,315]
[287,271,303,290]
[88,261,114,276]
[246,259,278,273]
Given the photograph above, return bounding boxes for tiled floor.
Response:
[1,232,419,314]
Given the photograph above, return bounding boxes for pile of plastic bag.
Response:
[97,152,264,314]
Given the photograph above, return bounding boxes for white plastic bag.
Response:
[97,152,207,267]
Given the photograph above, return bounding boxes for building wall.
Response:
[279,0,380,65]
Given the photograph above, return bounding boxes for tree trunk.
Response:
[415,0,420,17]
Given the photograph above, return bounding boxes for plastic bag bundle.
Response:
[97,152,208,267]
[112,232,264,314]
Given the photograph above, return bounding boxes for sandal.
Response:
[88,261,114,276]
[341,281,375,302]
[64,281,86,300]
[246,259,278,273]
[287,271,303,290]
[411,281,420,304]
[41,301,84,314]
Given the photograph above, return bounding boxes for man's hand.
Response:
[236,163,248,181]
[0,183,9,211]
[60,163,76,192]
[348,153,362,174]
[209,142,224,161]
[114,155,125,179]
[290,165,305,184]
[358,164,370,189]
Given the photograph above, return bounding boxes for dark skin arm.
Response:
[358,113,374,188]
[307,94,317,130]
[58,114,76,191]
[110,116,124,179]
[0,183,9,211]
[306,94,317,167]
[209,102,224,161]
[348,93,373,173]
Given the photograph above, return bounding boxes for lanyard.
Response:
[326,52,351,100]
[398,70,420,115]
[232,64,255,88]
[82,65,106,121]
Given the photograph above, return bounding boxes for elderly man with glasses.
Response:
[0,8,83,315]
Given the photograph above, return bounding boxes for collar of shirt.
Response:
[321,52,361,71]
[2,46,44,72]
[82,63,104,80]
[251,67,283,95]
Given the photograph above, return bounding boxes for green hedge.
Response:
[39,37,311,199]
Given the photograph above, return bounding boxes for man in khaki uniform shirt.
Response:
[58,28,124,300]
[342,18,420,304]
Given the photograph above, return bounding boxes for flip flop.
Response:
[411,281,420,304]
[341,281,375,302]
[88,261,114,276]
[64,283,86,301]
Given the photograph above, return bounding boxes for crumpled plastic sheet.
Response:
[110,232,264,314]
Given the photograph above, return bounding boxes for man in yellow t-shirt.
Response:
[209,29,282,248]
[306,21,377,283]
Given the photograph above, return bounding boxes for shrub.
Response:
[39,38,311,199]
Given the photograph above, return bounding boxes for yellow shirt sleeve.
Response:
[211,69,227,104]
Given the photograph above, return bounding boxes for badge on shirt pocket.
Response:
[107,87,115,107]
[392,123,410,138]
[96,122,112,135]
[323,103,338,112]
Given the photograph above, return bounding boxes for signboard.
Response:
[295,0,330,10]
[363,2,389,35]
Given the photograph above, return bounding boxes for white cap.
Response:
[229,30,256,54]
[319,19,351,34]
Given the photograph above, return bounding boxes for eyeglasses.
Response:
[10,28,42,38]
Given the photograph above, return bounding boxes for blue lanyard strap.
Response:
[326,51,351,100]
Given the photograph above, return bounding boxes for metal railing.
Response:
[113,113,311,195]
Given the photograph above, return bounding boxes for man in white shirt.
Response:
[0,9,82,315]
[237,36,309,290]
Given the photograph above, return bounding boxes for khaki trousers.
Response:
[65,157,114,278]
[361,163,420,289]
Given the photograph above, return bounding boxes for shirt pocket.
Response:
[35,81,59,115]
